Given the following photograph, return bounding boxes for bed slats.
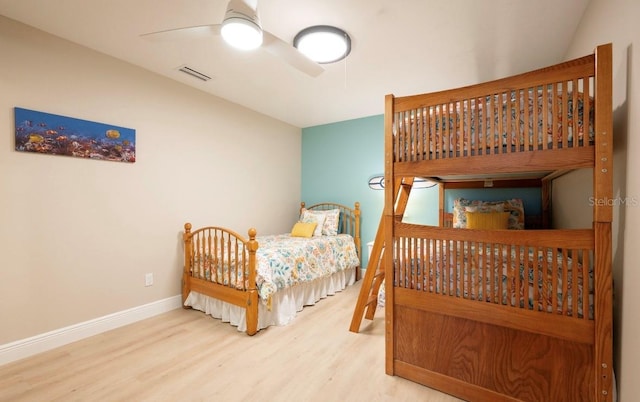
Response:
[392,229,594,321]
[186,226,252,291]
[392,62,595,163]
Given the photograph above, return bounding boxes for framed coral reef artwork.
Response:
[14,107,136,163]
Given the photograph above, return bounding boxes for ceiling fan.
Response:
[140,0,324,77]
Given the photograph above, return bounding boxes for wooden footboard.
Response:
[182,224,259,335]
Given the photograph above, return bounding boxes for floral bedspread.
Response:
[255,234,360,306]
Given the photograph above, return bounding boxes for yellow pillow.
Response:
[465,211,510,230]
[290,221,317,238]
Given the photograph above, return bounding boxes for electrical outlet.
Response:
[145,273,153,287]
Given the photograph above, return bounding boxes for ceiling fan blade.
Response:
[140,24,221,42]
[262,31,324,77]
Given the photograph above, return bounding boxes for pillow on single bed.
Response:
[300,211,326,237]
[465,211,510,230]
[301,208,340,236]
[290,221,317,238]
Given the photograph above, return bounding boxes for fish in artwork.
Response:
[105,129,120,139]
[28,134,44,143]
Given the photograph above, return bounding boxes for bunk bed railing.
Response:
[392,223,595,340]
[392,54,596,164]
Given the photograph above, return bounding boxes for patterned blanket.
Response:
[255,234,360,305]
[192,234,359,307]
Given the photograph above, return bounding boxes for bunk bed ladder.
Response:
[349,177,414,333]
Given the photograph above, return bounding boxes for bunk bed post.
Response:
[245,228,259,336]
[383,94,396,375]
[593,42,614,401]
[354,202,362,278]
[182,223,193,308]
[438,183,445,227]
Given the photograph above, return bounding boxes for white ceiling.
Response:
[0,0,590,128]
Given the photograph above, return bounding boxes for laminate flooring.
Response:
[0,282,462,402]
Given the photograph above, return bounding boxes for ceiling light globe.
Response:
[221,17,263,50]
[294,26,351,64]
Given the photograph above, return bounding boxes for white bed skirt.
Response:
[184,267,356,332]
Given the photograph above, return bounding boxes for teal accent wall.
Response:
[402,187,439,226]
[301,115,439,269]
[302,115,543,269]
[302,115,382,269]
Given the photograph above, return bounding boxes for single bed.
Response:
[182,202,361,335]
[383,44,613,401]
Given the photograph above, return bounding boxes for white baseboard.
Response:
[0,295,182,366]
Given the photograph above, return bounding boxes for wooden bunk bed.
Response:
[381,44,613,401]
[183,202,361,335]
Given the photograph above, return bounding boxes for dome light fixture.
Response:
[294,25,351,64]
[368,175,436,190]
[220,6,263,50]
[368,175,385,190]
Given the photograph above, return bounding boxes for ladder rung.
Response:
[349,178,414,333]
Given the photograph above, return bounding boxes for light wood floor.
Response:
[0,282,462,402]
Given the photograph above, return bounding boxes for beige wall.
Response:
[0,17,301,344]
[554,0,640,399]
